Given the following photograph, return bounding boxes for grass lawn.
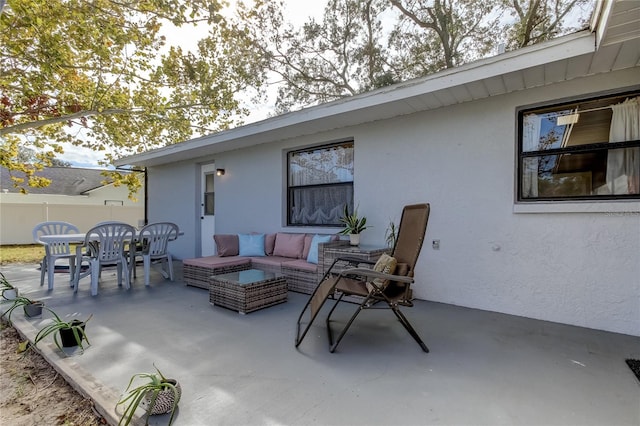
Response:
[0,245,45,265]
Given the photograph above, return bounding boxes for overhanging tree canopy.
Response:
[1,0,593,195]
[0,0,264,194]
[238,0,593,113]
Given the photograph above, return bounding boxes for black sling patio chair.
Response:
[295,203,431,353]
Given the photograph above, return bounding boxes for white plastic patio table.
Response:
[39,232,141,283]
[39,232,140,244]
[38,230,183,243]
[39,230,183,282]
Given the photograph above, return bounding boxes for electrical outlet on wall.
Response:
[432,240,440,250]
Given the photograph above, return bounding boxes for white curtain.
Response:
[522,114,541,197]
[289,144,354,224]
[606,96,640,194]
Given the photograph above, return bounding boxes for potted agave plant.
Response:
[0,272,19,300]
[34,312,92,351]
[338,204,368,246]
[117,364,181,426]
[1,296,46,323]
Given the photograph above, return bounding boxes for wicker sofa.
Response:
[183,232,348,294]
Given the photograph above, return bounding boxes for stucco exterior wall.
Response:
[145,161,200,260]
[351,75,639,337]
[147,68,639,336]
[216,142,292,232]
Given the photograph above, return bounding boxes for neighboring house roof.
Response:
[115,0,639,168]
[0,167,120,195]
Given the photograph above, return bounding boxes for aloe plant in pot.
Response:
[34,312,92,351]
[117,364,181,426]
[338,204,368,246]
[1,296,47,323]
[0,272,18,300]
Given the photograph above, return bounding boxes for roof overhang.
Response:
[115,0,639,168]
[592,0,640,47]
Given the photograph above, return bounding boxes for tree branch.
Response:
[0,109,130,135]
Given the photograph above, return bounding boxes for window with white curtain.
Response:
[518,91,640,201]
[287,141,354,226]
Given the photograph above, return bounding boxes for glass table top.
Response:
[212,269,284,286]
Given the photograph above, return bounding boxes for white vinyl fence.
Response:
[0,203,144,245]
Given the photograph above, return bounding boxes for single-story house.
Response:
[115,0,639,337]
[0,167,145,244]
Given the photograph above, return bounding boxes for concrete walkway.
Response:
[1,262,639,426]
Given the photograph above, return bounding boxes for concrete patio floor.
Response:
[1,262,639,426]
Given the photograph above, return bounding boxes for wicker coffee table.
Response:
[209,269,287,314]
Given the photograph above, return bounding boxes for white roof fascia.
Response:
[592,0,614,48]
[115,31,596,168]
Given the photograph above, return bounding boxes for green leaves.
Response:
[239,0,592,112]
[117,365,180,426]
[339,203,368,235]
[1,0,263,193]
[501,0,593,49]
[33,313,92,352]
[1,0,593,196]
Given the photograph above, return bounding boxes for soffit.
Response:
[595,0,640,47]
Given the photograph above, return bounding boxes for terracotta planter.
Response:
[59,320,86,347]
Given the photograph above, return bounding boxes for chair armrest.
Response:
[337,267,414,284]
[333,256,376,266]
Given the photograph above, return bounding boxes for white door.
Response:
[200,164,217,256]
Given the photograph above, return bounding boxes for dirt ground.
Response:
[0,322,106,425]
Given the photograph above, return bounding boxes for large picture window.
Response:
[518,91,640,201]
[288,141,354,226]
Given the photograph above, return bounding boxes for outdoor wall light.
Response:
[216,168,225,176]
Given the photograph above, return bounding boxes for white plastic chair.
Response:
[131,222,179,286]
[74,222,135,296]
[32,221,80,290]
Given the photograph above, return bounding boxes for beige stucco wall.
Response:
[0,188,145,244]
[0,186,141,206]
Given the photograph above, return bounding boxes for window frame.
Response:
[287,140,354,227]
[516,90,640,203]
[203,172,215,216]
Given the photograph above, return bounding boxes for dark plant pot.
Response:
[23,302,44,318]
[144,379,182,415]
[59,320,86,347]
